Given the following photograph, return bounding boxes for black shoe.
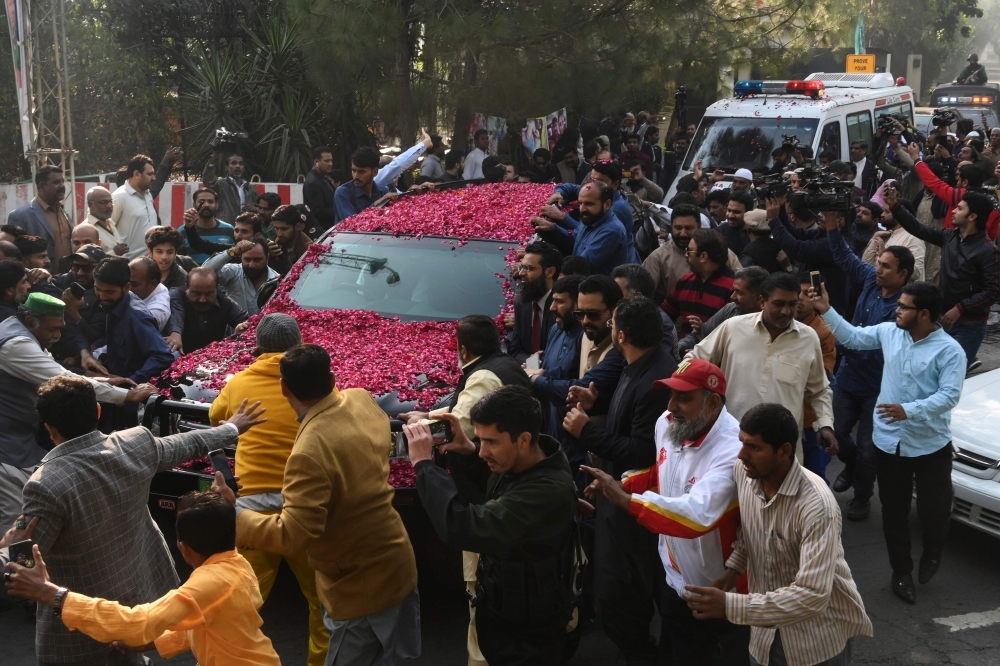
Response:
[892,572,916,604]
[918,555,941,584]
[845,497,871,521]
[967,360,983,375]
[833,465,854,493]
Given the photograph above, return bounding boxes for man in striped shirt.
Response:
[684,403,872,666]
[662,228,735,340]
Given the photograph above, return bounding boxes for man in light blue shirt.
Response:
[812,280,965,606]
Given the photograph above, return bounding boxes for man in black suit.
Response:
[563,296,678,664]
[506,240,562,363]
[851,140,878,196]
[303,145,337,236]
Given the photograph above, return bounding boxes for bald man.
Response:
[54,224,101,274]
[85,185,128,257]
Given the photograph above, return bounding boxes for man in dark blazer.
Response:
[7,166,73,266]
[12,374,265,666]
[505,241,561,364]
[303,145,337,236]
[563,296,678,665]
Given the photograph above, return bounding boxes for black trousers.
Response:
[875,443,953,575]
[476,606,567,666]
[660,584,751,666]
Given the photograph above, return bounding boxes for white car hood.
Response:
[951,369,1000,459]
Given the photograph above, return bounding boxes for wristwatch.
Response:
[53,587,69,618]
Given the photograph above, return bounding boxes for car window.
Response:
[819,121,842,160]
[846,110,873,148]
[290,233,511,322]
[875,102,914,125]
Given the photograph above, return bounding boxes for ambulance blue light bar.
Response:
[734,80,826,99]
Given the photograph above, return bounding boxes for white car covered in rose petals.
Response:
[146,183,553,582]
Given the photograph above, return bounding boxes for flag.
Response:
[854,12,865,55]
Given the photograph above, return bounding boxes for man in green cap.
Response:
[0,292,158,540]
[956,54,988,85]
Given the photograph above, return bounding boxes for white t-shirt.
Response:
[143,282,171,331]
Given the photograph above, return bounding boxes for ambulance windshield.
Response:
[683,117,819,171]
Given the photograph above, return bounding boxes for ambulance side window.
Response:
[820,121,841,160]
[847,111,874,149]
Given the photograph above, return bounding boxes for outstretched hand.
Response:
[220,399,267,434]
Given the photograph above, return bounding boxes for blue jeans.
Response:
[802,428,830,483]
[833,389,879,502]
[947,319,986,370]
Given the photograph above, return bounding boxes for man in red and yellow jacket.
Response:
[584,359,750,666]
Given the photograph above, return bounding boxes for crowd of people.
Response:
[0,102,994,666]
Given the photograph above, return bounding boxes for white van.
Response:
[667,72,916,201]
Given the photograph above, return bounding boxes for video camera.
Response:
[932,108,959,128]
[786,165,855,213]
[781,134,809,151]
[214,127,249,154]
[877,113,908,136]
[753,172,789,199]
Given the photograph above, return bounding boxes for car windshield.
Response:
[289,232,511,322]
[683,117,819,170]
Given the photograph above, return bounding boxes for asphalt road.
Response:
[4,324,1000,666]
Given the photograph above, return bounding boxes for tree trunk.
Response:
[394,0,417,144]
[451,50,479,152]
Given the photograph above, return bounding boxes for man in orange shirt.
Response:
[4,491,281,666]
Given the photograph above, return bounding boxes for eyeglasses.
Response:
[685,248,702,256]
[896,304,918,312]
[71,263,95,273]
[573,308,609,321]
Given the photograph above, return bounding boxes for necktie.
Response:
[531,303,542,353]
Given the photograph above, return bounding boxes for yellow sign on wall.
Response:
[847,54,876,73]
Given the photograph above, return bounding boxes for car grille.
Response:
[955,447,1000,471]
[954,498,1000,532]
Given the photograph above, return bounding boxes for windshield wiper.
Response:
[320,253,401,283]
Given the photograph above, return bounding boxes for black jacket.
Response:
[892,201,1000,320]
[768,219,851,315]
[739,237,782,274]
[303,169,337,234]
[505,293,556,364]
[577,344,677,600]
[166,288,249,353]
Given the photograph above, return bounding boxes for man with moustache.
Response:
[506,241,561,364]
[562,296,677,664]
[6,166,72,265]
[202,238,280,316]
[643,205,742,304]
[180,188,236,265]
[532,181,629,275]
[582,359,752,666]
[529,276,625,489]
[687,272,836,463]
[53,244,108,356]
[525,276,585,445]
[862,197,925,281]
[202,151,260,227]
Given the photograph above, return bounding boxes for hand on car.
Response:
[165,333,183,353]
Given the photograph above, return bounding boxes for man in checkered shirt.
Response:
[10,375,265,666]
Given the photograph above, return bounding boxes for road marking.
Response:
[933,607,1000,632]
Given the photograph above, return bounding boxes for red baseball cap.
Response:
[653,359,726,396]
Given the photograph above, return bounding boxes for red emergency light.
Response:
[733,80,826,99]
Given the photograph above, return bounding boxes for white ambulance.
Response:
[667,72,916,200]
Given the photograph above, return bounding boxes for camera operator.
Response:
[202,143,259,228]
[399,315,530,666]
[405,385,579,666]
